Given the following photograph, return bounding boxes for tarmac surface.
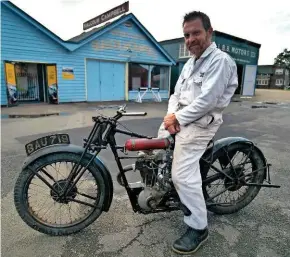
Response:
[1,97,290,257]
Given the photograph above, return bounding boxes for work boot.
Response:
[172,226,209,254]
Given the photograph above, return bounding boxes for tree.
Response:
[274,48,290,69]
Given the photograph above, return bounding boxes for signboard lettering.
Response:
[62,67,75,80]
[215,41,258,65]
[217,44,256,58]
[83,1,129,30]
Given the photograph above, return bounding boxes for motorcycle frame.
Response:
[58,111,280,214]
[58,112,178,214]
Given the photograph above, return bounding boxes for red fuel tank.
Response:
[125,138,170,151]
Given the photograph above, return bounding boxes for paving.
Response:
[1,99,290,257]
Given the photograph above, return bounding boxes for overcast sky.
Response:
[8,0,290,65]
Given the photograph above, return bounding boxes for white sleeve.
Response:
[175,56,232,126]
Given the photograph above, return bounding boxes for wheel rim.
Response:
[203,148,260,206]
[24,160,101,228]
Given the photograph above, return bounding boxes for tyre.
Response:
[14,152,106,236]
[202,143,266,215]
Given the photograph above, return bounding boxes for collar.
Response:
[192,42,217,62]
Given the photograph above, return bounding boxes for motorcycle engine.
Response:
[136,149,174,211]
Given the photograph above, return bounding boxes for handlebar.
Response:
[122,112,147,116]
[115,104,147,118]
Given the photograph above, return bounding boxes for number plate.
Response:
[25,133,70,156]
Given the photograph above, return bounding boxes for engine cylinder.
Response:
[125,138,170,151]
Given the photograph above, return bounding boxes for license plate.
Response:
[25,133,70,156]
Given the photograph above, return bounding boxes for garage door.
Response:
[86,59,125,101]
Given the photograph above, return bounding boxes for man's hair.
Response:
[183,11,212,31]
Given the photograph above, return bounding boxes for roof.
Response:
[68,21,114,43]
[258,65,289,69]
[2,1,175,64]
[159,37,184,45]
[214,30,261,48]
[159,31,261,49]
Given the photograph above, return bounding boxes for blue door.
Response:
[87,59,101,101]
[86,59,125,101]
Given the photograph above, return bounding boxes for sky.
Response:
[7,0,290,65]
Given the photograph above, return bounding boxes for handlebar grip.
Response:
[122,112,147,116]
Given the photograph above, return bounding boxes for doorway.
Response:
[4,61,58,105]
[235,64,244,94]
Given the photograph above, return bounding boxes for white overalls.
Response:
[158,42,238,229]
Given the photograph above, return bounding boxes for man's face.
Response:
[183,18,213,58]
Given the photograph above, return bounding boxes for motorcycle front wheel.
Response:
[14,152,106,236]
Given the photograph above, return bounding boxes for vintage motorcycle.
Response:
[14,105,280,236]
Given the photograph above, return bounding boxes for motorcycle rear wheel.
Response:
[202,143,266,215]
[14,152,106,236]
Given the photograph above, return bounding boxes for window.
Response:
[128,63,149,91]
[256,74,270,85]
[256,79,269,85]
[275,68,283,75]
[179,43,191,58]
[150,65,169,90]
[275,79,284,86]
[128,63,169,91]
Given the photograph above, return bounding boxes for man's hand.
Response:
[164,113,180,134]
[167,124,180,134]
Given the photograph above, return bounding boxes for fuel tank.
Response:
[125,138,170,151]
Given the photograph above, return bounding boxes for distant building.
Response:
[256,65,290,90]
[159,31,261,96]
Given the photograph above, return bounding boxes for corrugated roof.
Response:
[68,23,109,43]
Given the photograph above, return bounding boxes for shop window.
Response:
[128,63,169,91]
[128,63,149,90]
[150,65,169,90]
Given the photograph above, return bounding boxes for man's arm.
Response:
[175,56,232,126]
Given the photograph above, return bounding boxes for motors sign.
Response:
[83,2,129,30]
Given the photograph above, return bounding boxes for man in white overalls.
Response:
[160,11,238,254]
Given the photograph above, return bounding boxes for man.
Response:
[160,11,238,254]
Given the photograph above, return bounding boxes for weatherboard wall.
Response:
[73,20,172,101]
[1,4,85,104]
[1,4,172,104]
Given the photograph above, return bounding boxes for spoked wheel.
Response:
[202,143,266,214]
[14,152,106,236]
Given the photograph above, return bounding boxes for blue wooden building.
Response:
[1,1,175,106]
[160,31,261,96]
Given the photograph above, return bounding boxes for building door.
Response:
[3,61,49,105]
[235,64,244,94]
[86,59,125,101]
[242,65,257,96]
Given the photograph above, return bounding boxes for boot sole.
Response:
[171,235,209,255]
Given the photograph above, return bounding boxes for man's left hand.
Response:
[164,113,179,129]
